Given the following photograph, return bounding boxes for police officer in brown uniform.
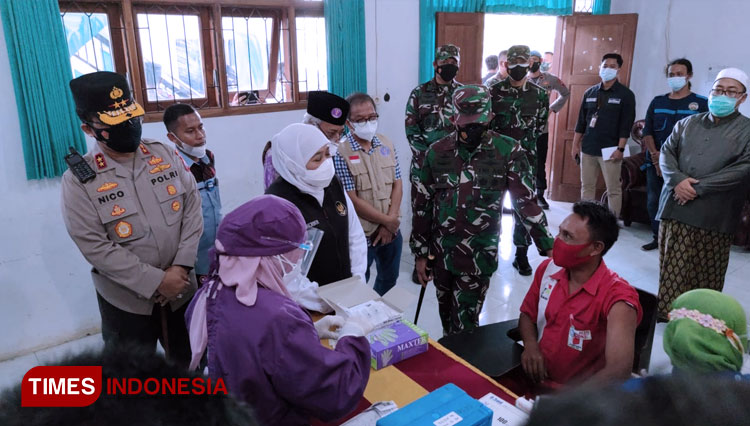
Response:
[61,72,203,366]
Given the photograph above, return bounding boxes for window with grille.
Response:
[58,1,326,120]
[574,0,594,13]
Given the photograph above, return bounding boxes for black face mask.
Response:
[529,62,541,73]
[458,123,487,147]
[89,118,143,153]
[437,64,459,82]
[508,64,529,82]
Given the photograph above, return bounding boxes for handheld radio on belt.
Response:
[64,147,96,183]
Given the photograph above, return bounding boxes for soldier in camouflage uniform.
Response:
[405,44,462,210]
[487,45,550,277]
[410,85,554,336]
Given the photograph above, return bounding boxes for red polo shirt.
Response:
[520,259,642,384]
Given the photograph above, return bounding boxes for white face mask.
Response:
[299,157,334,189]
[350,120,378,142]
[599,67,618,82]
[172,133,207,158]
[277,253,303,288]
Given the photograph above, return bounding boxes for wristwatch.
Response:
[617,147,625,152]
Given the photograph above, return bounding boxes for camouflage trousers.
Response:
[512,150,538,249]
[409,154,427,214]
[433,267,491,336]
[657,219,732,320]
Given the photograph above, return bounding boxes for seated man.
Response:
[519,201,642,386]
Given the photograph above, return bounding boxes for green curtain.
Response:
[324,0,367,98]
[0,0,86,180]
[592,0,611,14]
[419,0,573,83]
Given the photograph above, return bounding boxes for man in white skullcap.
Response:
[655,67,750,321]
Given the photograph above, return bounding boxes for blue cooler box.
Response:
[377,383,492,426]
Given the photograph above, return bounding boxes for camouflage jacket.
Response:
[404,78,462,172]
[486,77,549,161]
[410,130,554,276]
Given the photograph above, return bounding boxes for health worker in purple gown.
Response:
[185,194,373,426]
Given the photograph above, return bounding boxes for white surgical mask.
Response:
[277,253,303,288]
[299,157,334,190]
[599,67,618,82]
[172,133,207,158]
[350,120,378,142]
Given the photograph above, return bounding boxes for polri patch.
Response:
[111,204,125,217]
[114,220,132,238]
[149,164,172,174]
[148,156,163,165]
[167,184,177,196]
[139,144,150,155]
[171,200,181,212]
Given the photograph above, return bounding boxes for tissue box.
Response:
[368,319,428,370]
[377,383,492,426]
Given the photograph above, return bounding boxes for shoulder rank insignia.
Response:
[171,200,181,212]
[166,184,177,196]
[111,204,126,217]
[148,156,163,166]
[97,182,118,192]
[95,153,107,169]
[149,164,172,174]
[114,220,132,238]
[139,144,150,155]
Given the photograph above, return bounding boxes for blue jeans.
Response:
[365,231,403,296]
[645,163,663,239]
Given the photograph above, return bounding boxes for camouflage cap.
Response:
[507,45,531,61]
[453,85,491,126]
[436,44,460,62]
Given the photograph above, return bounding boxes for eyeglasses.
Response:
[710,88,746,98]
[350,114,379,125]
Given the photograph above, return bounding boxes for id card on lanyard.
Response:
[589,92,605,128]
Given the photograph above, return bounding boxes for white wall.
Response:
[0,0,419,360]
[611,0,750,120]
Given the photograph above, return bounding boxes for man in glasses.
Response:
[61,72,203,367]
[334,93,403,296]
[487,45,552,276]
[656,67,750,322]
[263,91,349,189]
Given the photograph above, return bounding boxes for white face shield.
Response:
[261,227,324,278]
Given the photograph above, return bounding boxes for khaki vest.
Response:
[339,134,397,236]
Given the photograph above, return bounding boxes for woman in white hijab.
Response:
[266,123,367,305]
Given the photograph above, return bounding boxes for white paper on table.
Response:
[340,401,399,426]
[479,393,529,426]
[601,145,631,160]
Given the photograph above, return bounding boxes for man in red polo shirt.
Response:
[519,201,642,386]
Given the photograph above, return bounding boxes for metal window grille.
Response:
[59,3,115,76]
[574,0,594,13]
[222,8,291,106]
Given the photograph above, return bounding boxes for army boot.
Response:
[512,246,533,276]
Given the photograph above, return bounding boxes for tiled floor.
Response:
[2,199,749,391]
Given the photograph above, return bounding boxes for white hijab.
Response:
[271,123,331,205]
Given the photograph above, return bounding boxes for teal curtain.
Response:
[592,0,611,14]
[324,0,367,98]
[419,0,573,83]
[0,0,86,179]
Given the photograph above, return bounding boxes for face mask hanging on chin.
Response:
[173,133,207,158]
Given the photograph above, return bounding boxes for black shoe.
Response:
[641,239,658,251]
[513,257,533,276]
[537,195,550,210]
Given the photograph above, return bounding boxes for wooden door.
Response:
[436,12,484,85]
[547,14,638,202]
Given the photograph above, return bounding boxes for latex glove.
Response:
[314,315,346,340]
[339,314,378,338]
[285,274,333,313]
